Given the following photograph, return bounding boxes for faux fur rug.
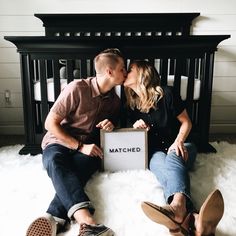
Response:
[0,142,236,236]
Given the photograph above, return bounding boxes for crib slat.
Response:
[169,59,175,74]
[198,53,215,150]
[194,58,200,79]
[53,60,61,101]
[173,59,182,98]
[160,58,168,85]
[186,58,195,117]
[148,58,155,67]
[80,59,87,78]
[32,60,43,133]
[39,60,49,127]
[23,55,36,138]
[33,60,39,82]
[35,102,42,132]
[66,60,74,82]
[89,59,94,76]
[46,60,53,78]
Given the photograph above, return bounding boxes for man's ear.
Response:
[106,67,113,77]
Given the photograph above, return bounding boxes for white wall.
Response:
[0,0,236,134]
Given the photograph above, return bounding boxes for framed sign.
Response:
[100,128,148,172]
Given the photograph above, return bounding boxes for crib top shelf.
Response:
[5,35,231,56]
[34,13,201,37]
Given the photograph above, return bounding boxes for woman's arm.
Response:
[175,109,192,143]
[168,109,192,160]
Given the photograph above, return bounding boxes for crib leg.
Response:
[197,142,217,153]
[19,145,42,155]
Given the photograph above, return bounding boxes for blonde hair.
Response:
[125,60,164,113]
[94,48,124,74]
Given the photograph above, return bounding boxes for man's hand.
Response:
[96,119,114,131]
[80,144,103,159]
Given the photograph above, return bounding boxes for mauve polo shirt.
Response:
[42,77,120,149]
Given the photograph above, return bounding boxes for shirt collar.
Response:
[91,77,113,99]
[91,77,101,98]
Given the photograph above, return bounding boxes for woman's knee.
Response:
[149,151,165,171]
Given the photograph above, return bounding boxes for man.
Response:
[26,48,127,236]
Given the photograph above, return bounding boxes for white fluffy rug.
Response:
[0,142,236,236]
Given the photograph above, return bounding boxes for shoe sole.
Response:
[98,231,114,236]
[141,202,189,236]
[26,217,56,236]
[97,229,114,236]
[141,202,179,230]
[196,189,224,236]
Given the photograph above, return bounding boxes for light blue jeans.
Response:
[149,143,197,212]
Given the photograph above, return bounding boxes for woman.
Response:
[123,60,224,236]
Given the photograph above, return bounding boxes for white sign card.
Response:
[100,128,148,172]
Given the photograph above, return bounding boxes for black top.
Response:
[128,86,185,155]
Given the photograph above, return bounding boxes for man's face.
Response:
[111,58,127,85]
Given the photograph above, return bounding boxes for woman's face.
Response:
[123,64,140,88]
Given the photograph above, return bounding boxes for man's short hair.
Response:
[94,48,124,74]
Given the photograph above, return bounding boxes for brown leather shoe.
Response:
[141,202,191,236]
[194,189,224,236]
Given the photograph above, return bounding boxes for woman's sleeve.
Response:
[165,86,185,117]
[173,93,185,117]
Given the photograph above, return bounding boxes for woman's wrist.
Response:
[175,138,184,146]
[175,132,186,143]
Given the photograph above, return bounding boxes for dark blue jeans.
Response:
[149,143,197,212]
[42,144,101,221]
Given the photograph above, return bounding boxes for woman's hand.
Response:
[96,119,114,131]
[79,143,104,159]
[168,140,188,161]
[133,119,150,131]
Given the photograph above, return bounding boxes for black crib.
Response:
[5,13,230,155]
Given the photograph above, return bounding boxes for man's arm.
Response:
[45,111,78,150]
[45,111,104,158]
